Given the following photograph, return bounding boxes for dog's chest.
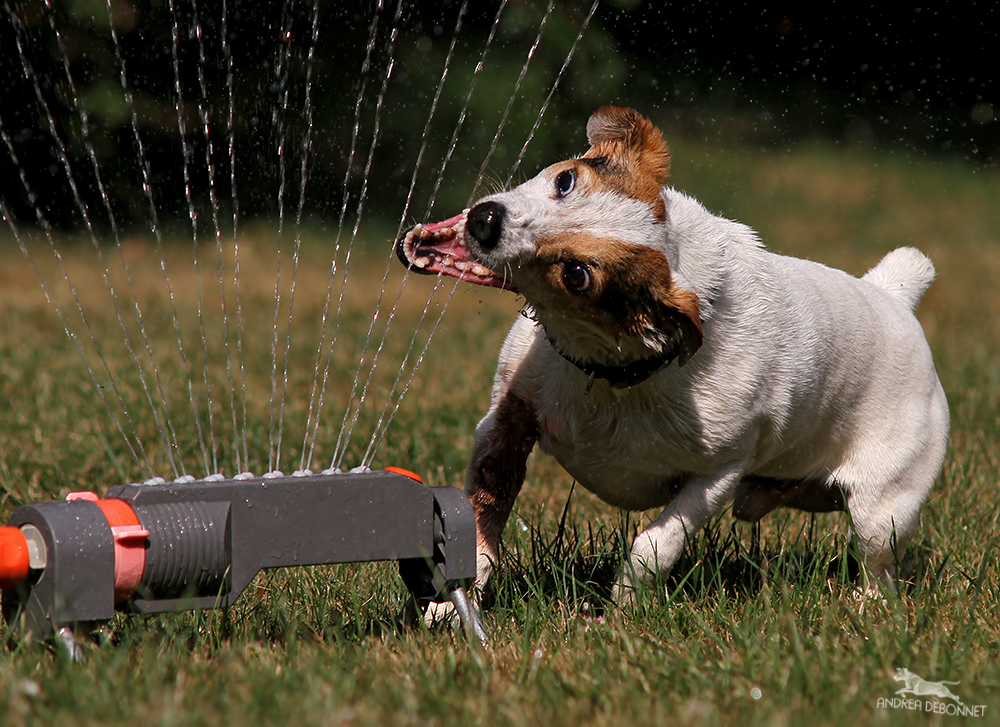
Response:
[533,381,698,510]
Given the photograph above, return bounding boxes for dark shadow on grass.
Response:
[483,505,943,620]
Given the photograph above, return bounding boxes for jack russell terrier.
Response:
[396,106,949,607]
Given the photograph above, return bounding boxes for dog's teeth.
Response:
[413,256,431,269]
[443,256,455,267]
[471,264,492,277]
[454,260,470,272]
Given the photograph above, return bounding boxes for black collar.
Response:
[549,339,678,391]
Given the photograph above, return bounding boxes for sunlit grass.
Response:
[1,139,999,725]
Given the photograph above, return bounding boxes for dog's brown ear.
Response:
[585,106,670,186]
[656,283,702,366]
[599,244,702,365]
[583,107,670,219]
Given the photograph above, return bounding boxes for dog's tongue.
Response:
[424,213,464,233]
[419,213,467,257]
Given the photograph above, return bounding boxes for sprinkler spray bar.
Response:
[0,468,484,643]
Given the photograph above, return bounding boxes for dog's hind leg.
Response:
[842,407,947,595]
[613,464,745,606]
[846,485,928,595]
[843,373,948,594]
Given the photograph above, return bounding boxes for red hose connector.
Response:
[0,526,30,590]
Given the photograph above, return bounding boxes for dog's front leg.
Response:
[466,390,540,590]
[423,390,538,627]
[613,465,744,606]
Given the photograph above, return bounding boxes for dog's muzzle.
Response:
[466,201,505,251]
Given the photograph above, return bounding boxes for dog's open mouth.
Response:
[395,212,517,291]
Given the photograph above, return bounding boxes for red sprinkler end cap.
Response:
[0,526,30,590]
[385,466,423,484]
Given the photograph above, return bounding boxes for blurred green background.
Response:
[1,0,996,235]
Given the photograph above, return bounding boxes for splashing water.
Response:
[0,0,600,481]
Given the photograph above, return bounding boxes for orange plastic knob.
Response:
[0,526,30,590]
[385,466,423,483]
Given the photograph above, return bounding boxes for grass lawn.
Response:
[1,135,998,725]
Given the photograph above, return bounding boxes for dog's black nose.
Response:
[466,201,505,250]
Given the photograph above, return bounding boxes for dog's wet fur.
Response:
[397,106,949,608]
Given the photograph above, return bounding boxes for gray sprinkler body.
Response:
[1,469,483,643]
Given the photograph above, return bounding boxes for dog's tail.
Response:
[862,247,936,310]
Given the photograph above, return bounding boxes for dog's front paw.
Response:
[422,599,461,628]
[422,589,489,644]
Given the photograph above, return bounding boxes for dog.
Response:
[396,106,949,607]
[894,668,963,703]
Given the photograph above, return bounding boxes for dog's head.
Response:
[397,106,702,373]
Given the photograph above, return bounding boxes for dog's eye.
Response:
[562,260,591,296]
[554,169,575,198]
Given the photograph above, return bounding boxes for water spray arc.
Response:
[0,0,599,648]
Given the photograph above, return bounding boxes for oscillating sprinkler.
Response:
[0,467,486,648]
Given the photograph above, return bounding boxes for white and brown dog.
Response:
[396,106,949,606]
